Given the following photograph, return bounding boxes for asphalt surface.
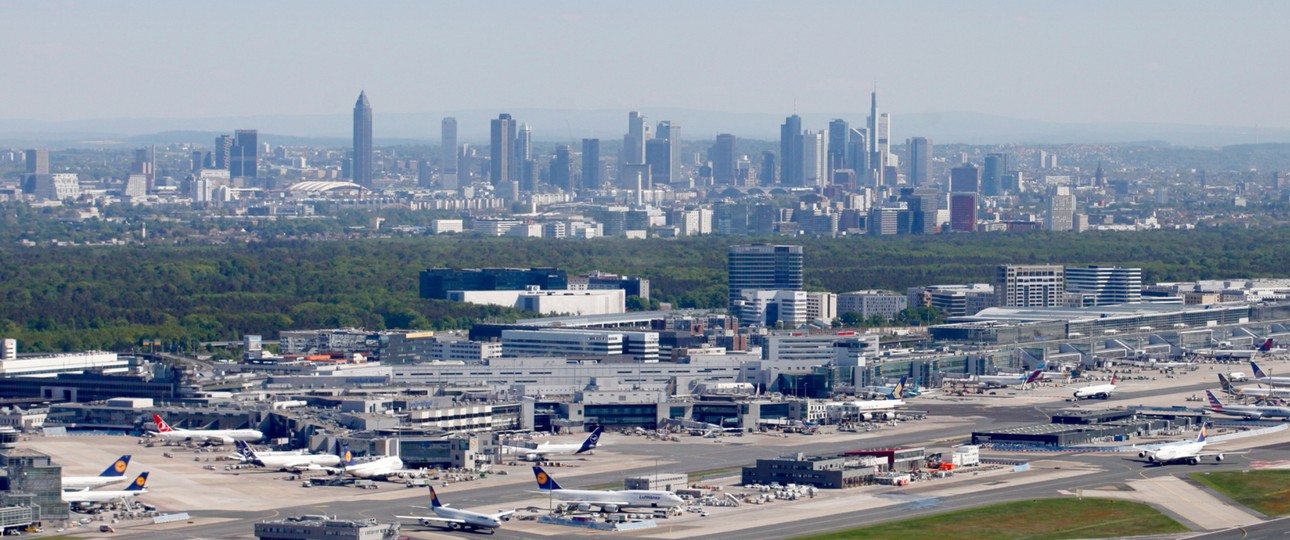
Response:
[119,379,1285,539]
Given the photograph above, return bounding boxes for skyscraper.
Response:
[867,89,885,184]
[950,164,980,193]
[728,244,804,312]
[214,135,233,170]
[846,128,869,183]
[801,131,826,187]
[907,137,932,187]
[230,129,259,178]
[550,145,573,192]
[623,111,646,166]
[982,153,1007,196]
[779,115,803,186]
[655,121,681,185]
[441,117,458,189]
[24,149,48,175]
[517,123,532,173]
[581,138,601,187]
[352,91,373,187]
[827,119,849,175]
[712,134,737,185]
[490,113,516,185]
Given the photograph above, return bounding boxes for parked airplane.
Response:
[1250,361,1290,387]
[865,376,914,399]
[395,485,513,534]
[236,440,340,472]
[1218,373,1290,399]
[1205,390,1290,420]
[1072,374,1118,400]
[532,466,683,512]
[63,472,149,505]
[62,455,131,491]
[504,427,602,461]
[335,444,424,480]
[1193,339,1277,361]
[151,414,263,444]
[1134,425,1246,465]
[976,368,1045,388]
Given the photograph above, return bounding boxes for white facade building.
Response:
[838,290,908,321]
[449,289,626,316]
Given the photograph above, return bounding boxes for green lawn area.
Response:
[794,498,1187,540]
[1191,470,1290,517]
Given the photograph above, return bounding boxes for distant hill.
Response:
[2,109,1289,147]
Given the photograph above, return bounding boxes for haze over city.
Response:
[3,1,1289,143]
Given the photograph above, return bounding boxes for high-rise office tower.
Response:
[779,115,803,186]
[950,164,980,193]
[1046,186,1076,231]
[550,145,573,192]
[995,265,1065,308]
[655,121,681,185]
[982,153,1007,196]
[906,137,932,187]
[441,117,458,188]
[1036,150,1049,169]
[846,128,869,183]
[352,91,373,187]
[801,131,826,187]
[827,119,849,175]
[24,149,48,174]
[712,134,737,185]
[581,138,601,187]
[867,89,885,184]
[517,123,532,171]
[520,158,538,193]
[645,139,671,187]
[949,193,977,232]
[214,135,233,170]
[490,113,516,185]
[760,151,776,186]
[728,244,804,312]
[230,129,259,178]
[1065,266,1142,306]
[623,111,647,166]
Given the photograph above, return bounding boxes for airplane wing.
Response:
[490,510,517,521]
[1196,450,1251,457]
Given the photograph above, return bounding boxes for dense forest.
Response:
[2,227,1289,352]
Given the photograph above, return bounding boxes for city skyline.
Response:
[2,1,1288,135]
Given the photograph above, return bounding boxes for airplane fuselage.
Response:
[548,488,683,510]
[61,477,126,491]
[1074,384,1116,399]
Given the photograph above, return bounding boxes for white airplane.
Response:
[1250,361,1290,387]
[335,444,425,480]
[1193,339,1278,361]
[533,466,683,513]
[151,414,263,444]
[1218,373,1290,400]
[974,368,1046,388]
[62,455,132,491]
[1072,374,1117,400]
[236,440,340,472]
[1134,425,1246,466]
[1205,390,1290,420]
[63,472,149,505]
[504,427,602,461]
[395,485,514,534]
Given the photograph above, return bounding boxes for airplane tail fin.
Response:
[428,485,443,509]
[1260,339,1274,352]
[1197,424,1208,443]
[1025,369,1044,384]
[1205,390,1224,409]
[889,376,908,399]
[99,455,131,478]
[152,414,173,433]
[575,427,603,454]
[1251,361,1268,379]
[338,442,356,467]
[533,466,562,490]
[1218,373,1236,394]
[1111,373,1117,385]
[125,472,149,492]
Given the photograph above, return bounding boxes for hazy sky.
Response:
[4,0,1287,128]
